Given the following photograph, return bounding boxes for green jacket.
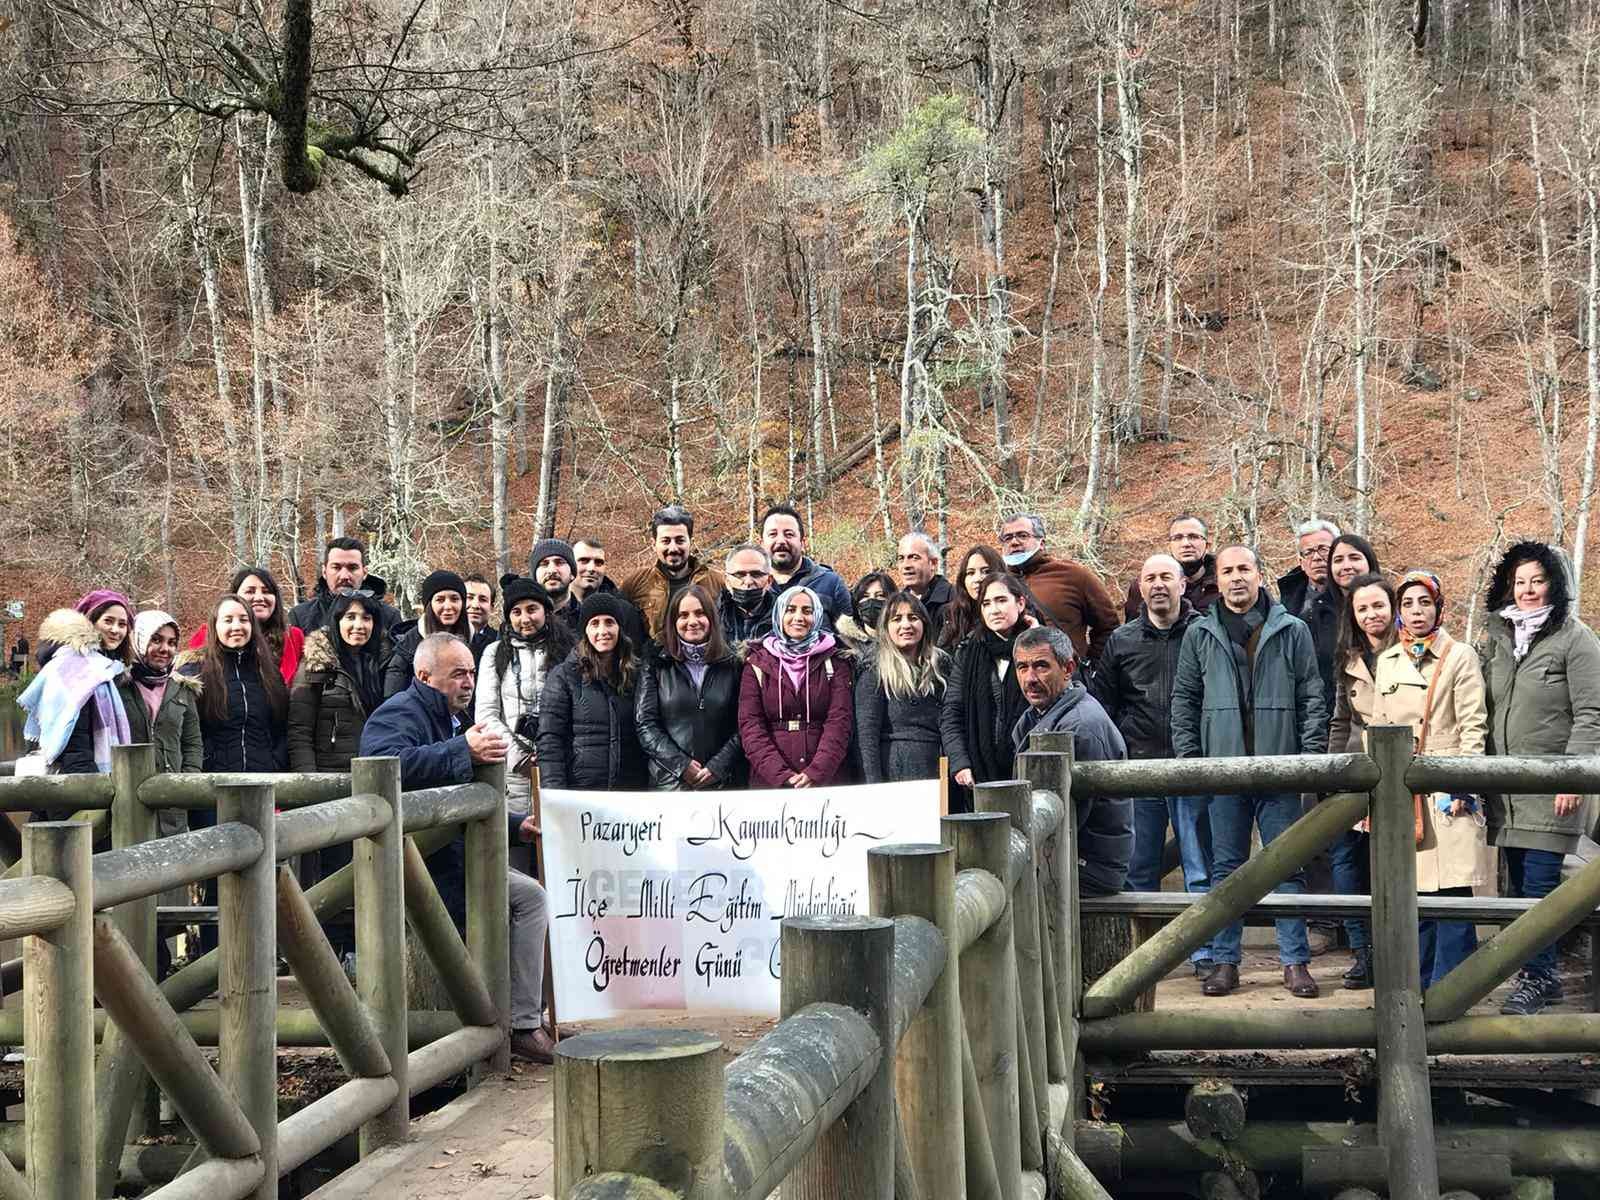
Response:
[1171,598,1328,760]
[116,673,203,839]
[1483,614,1600,853]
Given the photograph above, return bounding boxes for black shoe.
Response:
[1193,957,1216,980]
[1202,963,1239,996]
[1342,949,1373,990]
[1501,973,1560,1016]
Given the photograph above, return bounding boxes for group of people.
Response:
[12,504,1598,1057]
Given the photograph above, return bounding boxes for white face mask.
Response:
[1003,548,1039,568]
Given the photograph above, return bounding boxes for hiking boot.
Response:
[1342,949,1373,991]
[1202,963,1239,996]
[1284,964,1320,998]
[1500,973,1561,1016]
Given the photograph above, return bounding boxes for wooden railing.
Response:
[0,743,511,1200]
[552,727,1600,1200]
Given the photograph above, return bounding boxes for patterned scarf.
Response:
[1395,571,1444,663]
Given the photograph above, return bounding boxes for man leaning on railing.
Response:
[359,631,556,1063]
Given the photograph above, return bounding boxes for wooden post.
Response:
[352,756,407,1153]
[1367,725,1439,1200]
[1024,731,1080,1116]
[961,1027,1006,1200]
[555,1029,725,1199]
[781,914,897,1200]
[24,821,93,1200]
[217,781,277,1200]
[945,812,1021,1200]
[468,760,510,1075]
[95,741,159,1195]
[869,844,964,1200]
[976,780,1050,1163]
[1186,1081,1247,1141]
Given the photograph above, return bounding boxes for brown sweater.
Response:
[1016,552,1121,661]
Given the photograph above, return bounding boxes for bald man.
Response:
[1088,553,1215,976]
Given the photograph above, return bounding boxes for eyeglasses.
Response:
[1300,545,1331,560]
[335,588,376,599]
[999,531,1036,545]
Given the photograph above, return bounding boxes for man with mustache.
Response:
[1010,625,1132,897]
[620,505,724,642]
[1092,554,1215,976]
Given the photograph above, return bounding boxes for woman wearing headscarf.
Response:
[19,589,135,775]
[1370,570,1489,990]
[1483,541,1600,1015]
[477,576,573,813]
[537,593,647,790]
[185,567,305,685]
[856,591,948,784]
[739,585,855,788]
[1324,572,1396,989]
[938,545,1009,650]
[941,573,1036,812]
[385,570,472,697]
[637,584,745,790]
[288,589,390,774]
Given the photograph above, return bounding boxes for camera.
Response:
[514,714,538,741]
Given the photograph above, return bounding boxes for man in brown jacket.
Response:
[619,504,725,641]
[997,513,1121,663]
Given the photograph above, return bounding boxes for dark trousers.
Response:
[1419,884,1478,988]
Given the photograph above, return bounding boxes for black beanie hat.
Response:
[419,570,467,608]
[529,538,576,577]
[500,575,553,623]
[578,591,629,634]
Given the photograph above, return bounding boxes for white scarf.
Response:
[1499,603,1553,660]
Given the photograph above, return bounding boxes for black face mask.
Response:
[857,598,887,629]
[729,585,768,610]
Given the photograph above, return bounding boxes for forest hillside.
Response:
[2,0,1598,634]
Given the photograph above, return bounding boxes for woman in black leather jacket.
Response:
[636,585,744,790]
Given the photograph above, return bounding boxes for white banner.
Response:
[542,782,942,1019]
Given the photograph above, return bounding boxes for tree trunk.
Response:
[870,364,892,541]
[1080,77,1110,526]
[1571,185,1600,603]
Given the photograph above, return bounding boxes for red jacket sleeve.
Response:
[806,655,856,784]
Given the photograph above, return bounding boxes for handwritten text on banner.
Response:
[542,782,941,1019]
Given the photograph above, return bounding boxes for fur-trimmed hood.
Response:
[1487,540,1574,643]
[298,627,391,677]
[37,609,100,657]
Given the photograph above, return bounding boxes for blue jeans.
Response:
[1328,828,1371,951]
[1504,846,1564,980]
[1419,885,1478,989]
[1125,795,1214,963]
[1209,792,1310,966]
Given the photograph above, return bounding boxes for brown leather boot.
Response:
[1202,963,1239,996]
[510,1027,556,1063]
[1283,964,1320,998]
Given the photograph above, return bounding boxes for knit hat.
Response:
[578,591,630,634]
[74,589,134,624]
[419,570,467,608]
[131,610,180,661]
[529,538,576,577]
[500,575,553,623]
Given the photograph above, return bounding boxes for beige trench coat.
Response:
[1370,631,1489,892]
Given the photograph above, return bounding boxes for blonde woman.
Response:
[855,591,949,784]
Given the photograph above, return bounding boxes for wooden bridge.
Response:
[2,729,1599,1199]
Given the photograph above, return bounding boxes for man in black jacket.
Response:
[896,531,954,637]
[1092,554,1215,976]
[1011,626,1133,896]
[1121,515,1220,620]
[291,537,404,636]
[359,633,554,1063]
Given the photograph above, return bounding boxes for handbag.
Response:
[1410,646,1448,848]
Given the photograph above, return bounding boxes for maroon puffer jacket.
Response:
[737,643,854,787]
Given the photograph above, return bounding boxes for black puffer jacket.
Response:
[289,574,403,637]
[197,646,287,772]
[1304,584,1343,713]
[855,661,945,783]
[635,649,745,790]
[288,630,387,772]
[536,654,647,790]
[383,616,474,698]
[1088,605,1197,760]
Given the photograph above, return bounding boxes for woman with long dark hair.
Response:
[1483,541,1600,1014]
[19,590,135,775]
[637,584,745,790]
[477,577,571,812]
[384,570,473,697]
[1324,571,1396,989]
[194,594,289,772]
[739,585,855,788]
[837,570,897,658]
[941,573,1036,811]
[939,545,1014,649]
[537,593,646,789]
[857,591,948,784]
[288,590,389,774]
[186,567,305,684]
